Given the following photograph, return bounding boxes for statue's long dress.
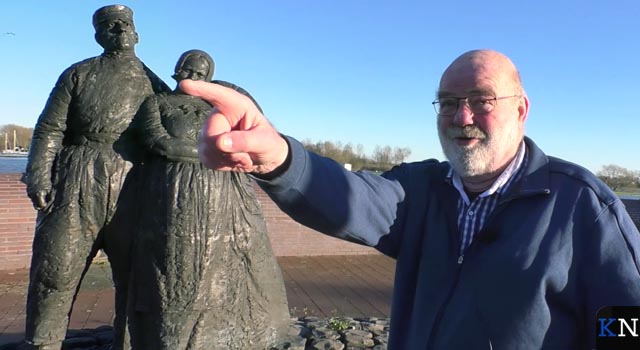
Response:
[130,93,290,350]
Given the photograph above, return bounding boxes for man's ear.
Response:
[518,95,530,123]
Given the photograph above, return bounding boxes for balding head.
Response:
[439,50,523,98]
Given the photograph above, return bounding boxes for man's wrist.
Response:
[253,145,292,181]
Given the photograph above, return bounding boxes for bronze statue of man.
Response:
[128,49,290,350]
[21,5,168,350]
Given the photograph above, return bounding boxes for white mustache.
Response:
[446,126,487,139]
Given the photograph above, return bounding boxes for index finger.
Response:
[179,80,248,123]
[201,111,233,151]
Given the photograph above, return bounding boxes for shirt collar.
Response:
[447,140,526,205]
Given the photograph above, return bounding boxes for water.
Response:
[0,157,28,174]
[620,195,640,200]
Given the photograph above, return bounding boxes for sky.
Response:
[0,0,638,173]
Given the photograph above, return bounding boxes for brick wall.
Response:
[0,173,376,271]
[254,187,377,257]
[4,172,638,271]
[0,174,37,270]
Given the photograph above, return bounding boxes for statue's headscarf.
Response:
[173,49,215,82]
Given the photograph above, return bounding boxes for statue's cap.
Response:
[92,5,134,29]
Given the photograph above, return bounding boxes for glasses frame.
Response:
[432,94,521,117]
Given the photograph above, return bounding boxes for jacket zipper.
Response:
[425,246,466,349]
[425,197,510,349]
[425,190,548,349]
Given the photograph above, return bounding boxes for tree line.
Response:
[597,164,640,192]
[1,125,415,171]
[0,124,33,151]
[301,139,411,171]
[302,140,639,192]
[3,123,635,190]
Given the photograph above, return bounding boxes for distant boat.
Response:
[0,150,28,158]
[2,130,29,158]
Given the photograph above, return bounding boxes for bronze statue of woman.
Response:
[128,50,290,350]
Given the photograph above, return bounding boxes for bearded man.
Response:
[183,49,640,349]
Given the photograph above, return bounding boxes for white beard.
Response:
[438,122,522,178]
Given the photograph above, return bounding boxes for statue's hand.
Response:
[164,139,199,161]
[29,190,51,211]
[164,153,198,163]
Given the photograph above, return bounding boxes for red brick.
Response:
[0,176,378,271]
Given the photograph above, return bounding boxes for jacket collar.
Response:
[500,136,551,203]
[441,136,551,202]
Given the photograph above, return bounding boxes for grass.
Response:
[328,317,351,332]
[616,188,640,198]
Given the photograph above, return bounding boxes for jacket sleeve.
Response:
[581,198,640,348]
[256,136,406,248]
[23,67,73,195]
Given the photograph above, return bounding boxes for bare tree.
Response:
[302,139,411,171]
[372,145,393,166]
[392,147,412,164]
[597,164,638,191]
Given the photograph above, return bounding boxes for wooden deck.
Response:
[0,255,395,345]
[281,255,395,318]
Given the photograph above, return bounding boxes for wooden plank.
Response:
[0,255,396,345]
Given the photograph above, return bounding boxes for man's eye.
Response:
[470,96,493,106]
[439,99,458,107]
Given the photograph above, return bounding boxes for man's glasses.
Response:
[432,95,521,117]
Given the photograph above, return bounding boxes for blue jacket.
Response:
[258,136,640,349]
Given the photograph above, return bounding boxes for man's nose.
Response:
[112,22,127,33]
[452,101,474,126]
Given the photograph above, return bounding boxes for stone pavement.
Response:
[0,255,395,346]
